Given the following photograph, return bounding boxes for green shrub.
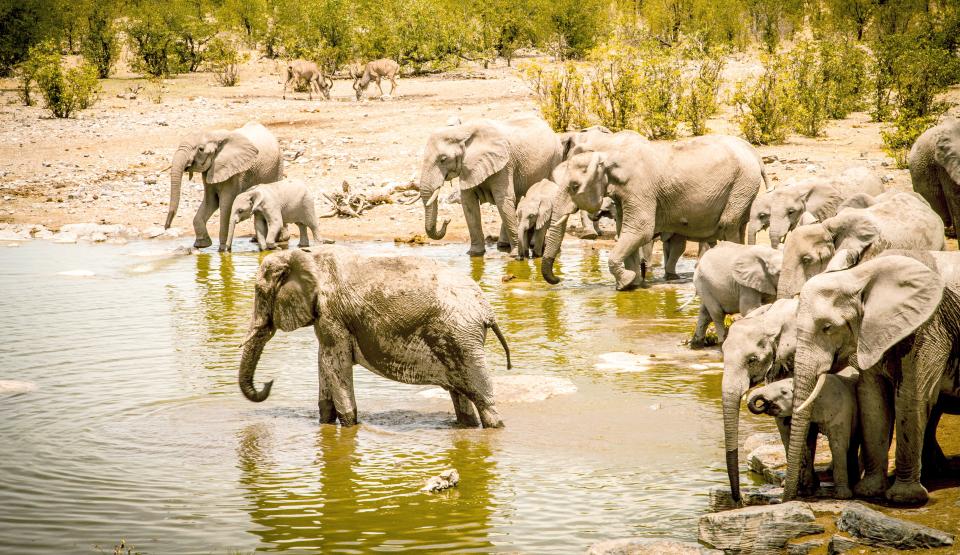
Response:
[127,8,178,77]
[587,40,642,132]
[786,40,829,137]
[733,55,793,145]
[81,2,120,78]
[682,48,725,136]
[819,38,868,119]
[14,40,59,106]
[633,43,684,139]
[205,37,247,86]
[31,49,101,118]
[881,113,940,169]
[523,61,590,132]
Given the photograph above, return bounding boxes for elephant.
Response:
[516,178,560,259]
[226,180,321,251]
[764,167,885,248]
[166,121,284,251]
[748,370,861,499]
[542,135,766,290]
[909,118,960,237]
[239,247,511,428]
[776,192,945,299]
[283,59,333,100]
[419,115,561,258]
[782,255,960,505]
[690,242,782,348]
[748,192,773,246]
[721,298,798,502]
[354,58,400,100]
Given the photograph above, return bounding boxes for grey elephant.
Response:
[542,135,766,290]
[782,255,959,505]
[283,59,333,100]
[721,298,798,501]
[419,115,561,258]
[353,58,399,100]
[516,178,559,259]
[166,121,284,251]
[909,118,960,237]
[690,242,782,347]
[747,192,773,246]
[748,371,861,499]
[764,167,885,248]
[239,247,511,428]
[226,180,321,251]
[777,192,945,298]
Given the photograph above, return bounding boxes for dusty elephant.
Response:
[419,115,561,258]
[721,298,799,502]
[166,121,284,251]
[239,247,511,428]
[783,255,960,505]
[909,118,960,237]
[777,191,945,298]
[542,135,765,290]
[516,178,560,259]
[226,180,321,251]
[748,370,861,499]
[691,242,782,347]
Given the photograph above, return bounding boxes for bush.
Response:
[14,41,59,106]
[31,49,101,118]
[523,61,590,132]
[633,43,684,139]
[733,55,793,145]
[786,40,830,137]
[81,2,120,78]
[205,37,247,86]
[127,8,178,77]
[587,40,642,132]
[881,113,940,169]
[819,38,868,119]
[682,47,725,136]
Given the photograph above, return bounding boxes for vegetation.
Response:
[733,55,793,145]
[20,40,101,117]
[205,38,247,87]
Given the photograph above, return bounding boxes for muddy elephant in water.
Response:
[783,255,960,505]
[542,135,765,290]
[721,298,798,502]
[909,118,960,237]
[419,115,561,258]
[239,247,511,428]
[763,167,885,248]
[690,242,782,347]
[776,192,945,299]
[166,121,284,251]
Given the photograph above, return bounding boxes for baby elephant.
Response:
[748,372,860,499]
[239,247,511,428]
[226,180,321,251]
[516,178,560,258]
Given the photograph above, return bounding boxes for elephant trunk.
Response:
[518,220,530,259]
[166,149,191,229]
[420,166,450,240]
[767,224,787,250]
[783,330,831,500]
[722,368,750,503]
[747,225,758,245]
[747,392,769,414]
[225,212,240,252]
[239,325,276,402]
[541,189,577,285]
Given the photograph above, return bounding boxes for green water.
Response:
[0,239,776,553]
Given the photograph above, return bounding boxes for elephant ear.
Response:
[459,123,509,190]
[934,122,960,186]
[854,255,944,369]
[272,250,319,332]
[250,189,266,213]
[535,192,554,230]
[732,246,782,295]
[803,183,844,222]
[207,132,259,184]
[823,211,879,272]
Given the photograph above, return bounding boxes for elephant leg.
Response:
[461,188,486,256]
[491,184,520,258]
[217,186,241,252]
[497,221,511,252]
[580,211,598,239]
[922,404,948,479]
[458,352,503,428]
[264,214,282,250]
[855,369,893,498]
[718,180,756,243]
[450,390,480,427]
[702,294,728,344]
[942,176,960,240]
[609,228,651,291]
[318,333,358,426]
[738,288,763,316]
[799,423,820,496]
[296,223,310,247]
[828,426,853,499]
[690,305,712,348]
[663,234,685,280]
[625,250,644,285]
[253,216,268,251]
[192,186,218,249]
[318,371,337,425]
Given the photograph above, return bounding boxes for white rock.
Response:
[421,469,459,492]
[595,352,652,373]
[0,229,30,241]
[144,226,165,238]
[162,227,183,239]
[52,231,78,244]
[89,232,107,242]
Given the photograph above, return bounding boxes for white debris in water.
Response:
[691,363,709,370]
[421,468,459,492]
[418,374,577,403]
[0,380,37,395]
[594,352,652,373]
[58,269,95,277]
[649,403,662,411]
[510,287,531,296]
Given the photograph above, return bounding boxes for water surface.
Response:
[0,239,777,553]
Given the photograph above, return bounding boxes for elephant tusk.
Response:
[795,373,827,414]
[556,214,570,227]
[426,187,442,206]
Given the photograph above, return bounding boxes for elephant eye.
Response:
[822,323,832,333]
[439,154,447,162]
[759,213,768,218]
[801,255,813,265]
[786,208,795,214]
[747,355,758,363]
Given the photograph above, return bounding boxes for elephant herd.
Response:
[165,112,960,509]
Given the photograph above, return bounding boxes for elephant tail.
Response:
[489,321,512,370]
[760,160,772,193]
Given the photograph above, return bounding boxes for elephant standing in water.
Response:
[542,135,765,290]
[783,256,960,505]
[419,116,561,258]
[239,247,511,428]
[166,121,284,251]
[909,118,960,237]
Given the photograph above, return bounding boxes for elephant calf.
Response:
[239,247,511,428]
[748,371,861,499]
[516,178,562,259]
[226,180,322,252]
[691,242,782,347]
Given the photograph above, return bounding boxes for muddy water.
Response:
[0,240,779,554]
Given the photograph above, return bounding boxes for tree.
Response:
[543,0,611,60]
[82,0,120,78]
[0,0,59,76]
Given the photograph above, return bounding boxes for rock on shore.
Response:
[698,501,824,553]
[586,538,721,554]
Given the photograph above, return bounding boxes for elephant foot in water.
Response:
[467,246,486,257]
[665,272,682,281]
[885,479,929,505]
[854,472,888,498]
[319,399,337,424]
[835,485,854,500]
[496,241,511,253]
[194,237,213,249]
[615,269,639,291]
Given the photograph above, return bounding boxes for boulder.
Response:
[586,538,721,555]
[52,231,78,244]
[698,501,824,553]
[708,485,782,512]
[786,539,824,555]
[143,226,165,239]
[421,469,459,492]
[827,535,861,554]
[0,229,30,241]
[746,432,832,486]
[835,503,954,549]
